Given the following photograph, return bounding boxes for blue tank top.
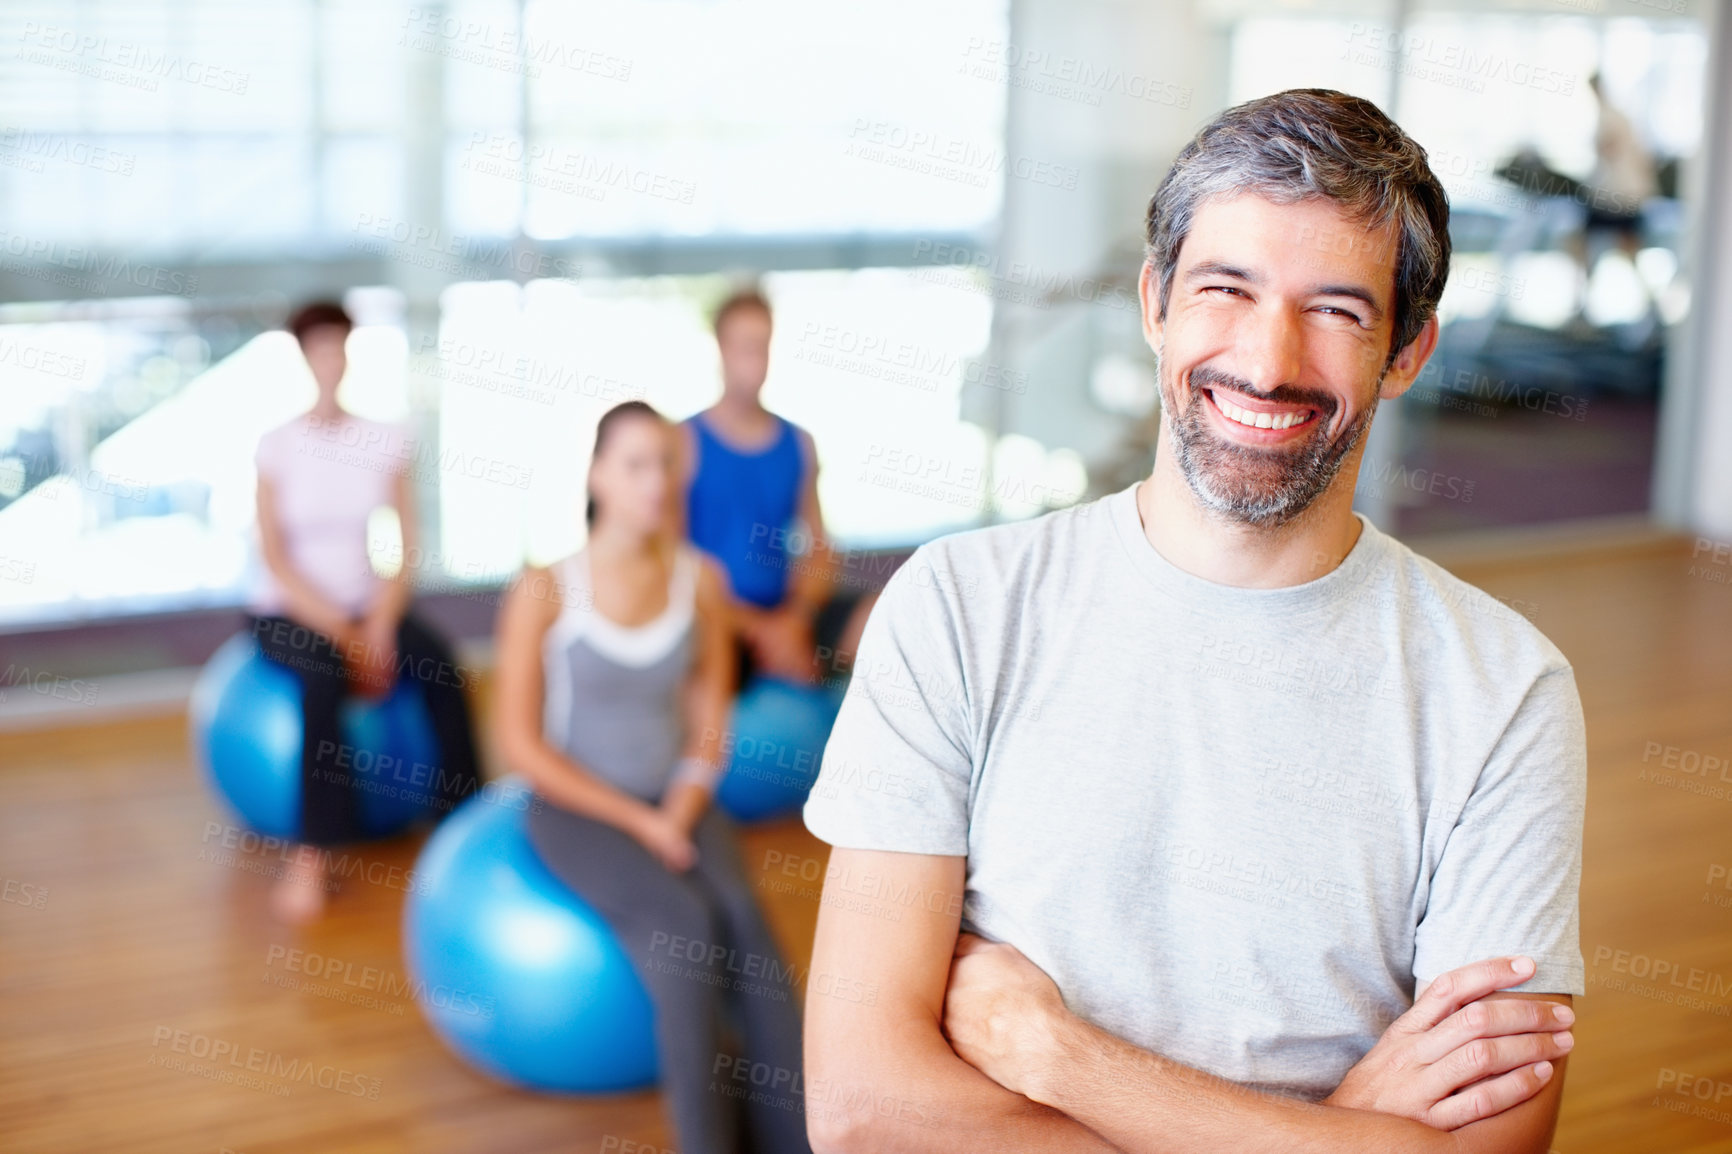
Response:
[683,410,804,608]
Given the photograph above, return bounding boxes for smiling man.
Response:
[800,89,1586,1153]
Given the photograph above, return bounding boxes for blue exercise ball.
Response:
[189,632,443,840]
[714,675,845,822]
[403,778,658,1093]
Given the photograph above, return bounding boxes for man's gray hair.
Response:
[1144,88,1451,368]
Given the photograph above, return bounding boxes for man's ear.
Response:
[1139,259,1165,352]
[1378,313,1440,401]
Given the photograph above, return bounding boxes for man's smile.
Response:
[1201,385,1322,440]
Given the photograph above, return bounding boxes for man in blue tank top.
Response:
[675,287,879,691]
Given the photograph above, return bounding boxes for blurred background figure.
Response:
[248,300,479,924]
[676,287,878,693]
[1573,70,1662,329]
[492,399,812,1154]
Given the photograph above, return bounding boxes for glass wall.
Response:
[6,0,1699,630]
[0,0,1006,251]
[0,0,1014,628]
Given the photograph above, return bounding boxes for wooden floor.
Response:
[3,535,1731,1153]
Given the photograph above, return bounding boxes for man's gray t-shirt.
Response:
[802,479,1587,1102]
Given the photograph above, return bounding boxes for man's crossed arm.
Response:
[804,847,1575,1154]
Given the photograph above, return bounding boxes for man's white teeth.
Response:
[1216,393,1306,430]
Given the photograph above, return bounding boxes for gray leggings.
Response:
[526,798,814,1154]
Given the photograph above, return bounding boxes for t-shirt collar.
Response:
[1106,479,1385,616]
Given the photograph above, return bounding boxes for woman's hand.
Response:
[346,612,399,699]
[629,806,698,873]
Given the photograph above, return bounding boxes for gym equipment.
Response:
[713,675,844,822]
[189,632,442,839]
[402,777,658,1093]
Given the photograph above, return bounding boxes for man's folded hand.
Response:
[1325,955,1575,1130]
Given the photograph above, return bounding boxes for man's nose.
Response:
[1235,303,1303,395]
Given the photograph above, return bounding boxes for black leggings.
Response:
[246,609,481,847]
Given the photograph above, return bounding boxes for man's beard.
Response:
[1164,361,1380,528]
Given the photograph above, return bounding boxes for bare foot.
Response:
[270,844,329,925]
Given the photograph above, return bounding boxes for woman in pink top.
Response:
[248,300,480,924]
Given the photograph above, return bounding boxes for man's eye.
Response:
[1316,306,1363,322]
[1206,285,1244,297]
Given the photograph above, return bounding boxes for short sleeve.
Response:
[801,543,974,856]
[1413,666,1587,995]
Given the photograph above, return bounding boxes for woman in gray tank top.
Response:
[491,400,812,1154]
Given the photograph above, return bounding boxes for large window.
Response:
[468,0,1006,237]
[0,269,1080,626]
[0,0,1014,627]
[0,0,1007,254]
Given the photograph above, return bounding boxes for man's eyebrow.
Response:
[1185,259,1387,323]
[1184,260,1259,284]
